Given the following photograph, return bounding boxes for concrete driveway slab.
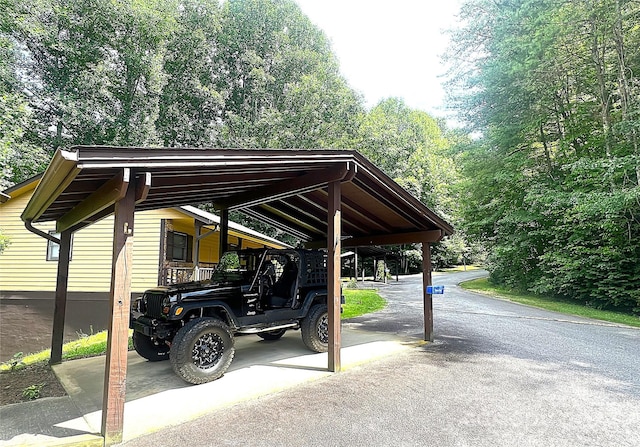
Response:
[22,329,412,445]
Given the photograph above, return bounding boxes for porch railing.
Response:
[160,266,217,285]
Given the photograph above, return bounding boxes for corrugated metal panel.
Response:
[22,147,454,242]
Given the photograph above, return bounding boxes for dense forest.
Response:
[0,0,464,265]
[1,0,638,314]
[447,0,640,314]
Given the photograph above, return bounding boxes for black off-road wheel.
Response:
[301,304,329,353]
[170,318,235,384]
[257,328,287,341]
[133,331,170,362]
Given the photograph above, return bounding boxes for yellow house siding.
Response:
[1,185,285,294]
[0,187,60,291]
[1,192,164,293]
[65,210,165,293]
[67,217,113,291]
[169,217,219,265]
[130,210,163,292]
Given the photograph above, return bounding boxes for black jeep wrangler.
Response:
[130,249,336,384]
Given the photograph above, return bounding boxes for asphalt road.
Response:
[123,270,640,447]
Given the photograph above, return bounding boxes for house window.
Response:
[46,231,73,261]
[167,231,193,262]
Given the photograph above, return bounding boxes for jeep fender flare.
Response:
[300,290,328,315]
[171,300,239,329]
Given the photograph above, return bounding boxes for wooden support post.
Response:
[194,221,202,267]
[327,180,341,372]
[383,255,387,284]
[422,242,434,342]
[194,221,202,280]
[219,208,229,260]
[101,182,136,446]
[354,247,358,282]
[50,229,72,365]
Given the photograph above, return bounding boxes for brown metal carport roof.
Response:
[22,146,452,241]
[21,146,452,445]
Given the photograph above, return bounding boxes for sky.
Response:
[294,0,463,120]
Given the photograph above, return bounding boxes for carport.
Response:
[21,146,453,445]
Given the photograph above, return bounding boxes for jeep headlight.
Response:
[132,297,144,313]
[162,294,178,314]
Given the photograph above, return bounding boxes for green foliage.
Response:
[358,98,454,210]
[157,0,224,147]
[0,24,48,187]
[22,383,45,400]
[357,98,470,268]
[344,278,358,289]
[215,0,362,148]
[0,330,134,372]
[1,0,460,275]
[448,0,640,314]
[1,0,366,183]
[0,230,10,254]
[9,352,23,371]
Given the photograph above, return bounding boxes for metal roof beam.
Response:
[21,149,81,223]
[56,171,151,233]
[307,230,443,249]
[56,169,130,233]
[241,208,314,241]
[219,164,355,211]
[342,230,444,247]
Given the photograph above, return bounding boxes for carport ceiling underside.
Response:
[22,146,453,243]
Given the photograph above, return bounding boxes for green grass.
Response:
[1,330,134,372]
[440,264,483,273]
[460,277,640,328]
[342,289,387,319]
[2,291,386,370]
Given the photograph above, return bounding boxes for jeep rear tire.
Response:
[301,304,329,353]
[133,332,170,362]
[170,318,235,384]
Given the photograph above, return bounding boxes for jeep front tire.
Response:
[170,318,235,384]
[301,304,329,353]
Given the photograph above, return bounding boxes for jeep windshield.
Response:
[211,250,265,283]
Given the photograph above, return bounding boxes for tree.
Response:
[215,0,362,148]
[9,0,176,152]
[358,98,459,214]
[357,98,467,268]
[0,0,48,188]
[447,0,640,313]
[157,0,225,147]
[105,0,176,145]
[11,0,116,150]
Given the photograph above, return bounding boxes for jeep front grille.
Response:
[144,293,166,318]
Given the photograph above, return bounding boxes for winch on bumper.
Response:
[131,315,176,340]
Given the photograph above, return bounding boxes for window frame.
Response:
[46,231,73,261]
[166,230,193,262]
